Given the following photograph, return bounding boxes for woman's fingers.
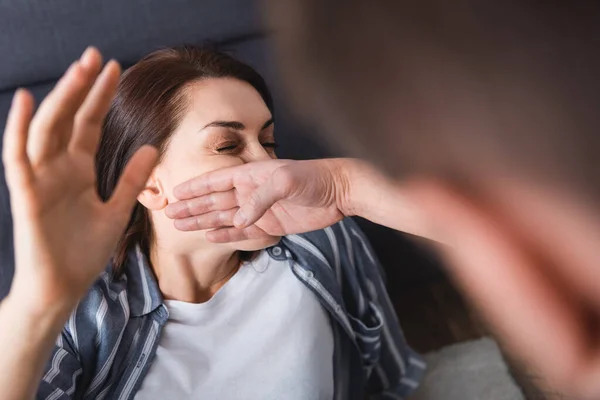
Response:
[70,60,121,155]
[165,190,238,219]
[205,225,268,243]
[28,47,102,164]
[3,89,34,186]
[107,145,159,220]
[173,209,239,231]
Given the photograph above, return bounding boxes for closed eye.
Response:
[216,144,238,152]
[262,142,279,149]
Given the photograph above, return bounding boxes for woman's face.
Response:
[139,77,280,253]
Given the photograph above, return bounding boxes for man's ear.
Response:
[137,171,168,211]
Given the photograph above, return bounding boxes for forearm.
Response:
[0,291,71,400]
[336,158,446,243]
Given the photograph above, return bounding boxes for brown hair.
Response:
[96,45,273,274]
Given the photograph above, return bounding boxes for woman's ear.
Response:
[137,171,168,211]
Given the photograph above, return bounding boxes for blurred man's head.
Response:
[268,1,600,198]
[266,1,600,396]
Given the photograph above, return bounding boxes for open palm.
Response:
[4,48,157,309]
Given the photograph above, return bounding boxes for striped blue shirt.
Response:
[37,219,425,399]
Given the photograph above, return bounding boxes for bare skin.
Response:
[165,158,433,243]
[0,48,158,400]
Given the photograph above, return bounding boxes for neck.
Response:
[150,244,241,303]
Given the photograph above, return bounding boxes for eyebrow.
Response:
[201,118,274,131]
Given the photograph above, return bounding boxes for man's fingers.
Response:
[173,167,243,200]
[420,185,589,393]
[172,160,292,200]
[107,145,159,218]
[28,47,103,163]
[166,190,238,219]
[205,225,268,243]
[3,89,34,184]
[173,209,238,231]
[70,60,121,154]
[233,167,293,227]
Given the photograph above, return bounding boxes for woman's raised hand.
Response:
[3,48,158,315]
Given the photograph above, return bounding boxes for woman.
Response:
[2,46,423,399]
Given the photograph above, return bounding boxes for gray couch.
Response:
[0,0,443,300]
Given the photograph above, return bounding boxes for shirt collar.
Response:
[124,245,163,317]
[123,244,290,317]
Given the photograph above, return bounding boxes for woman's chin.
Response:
[232,236,282,252]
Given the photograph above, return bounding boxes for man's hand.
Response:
[166,159,351,242]
[167,157,436,244]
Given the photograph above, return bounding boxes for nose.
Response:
[241,142,274,163]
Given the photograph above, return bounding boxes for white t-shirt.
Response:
[134,250,334,400]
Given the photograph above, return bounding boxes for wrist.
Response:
[330,158,365,217]
[0,297,66,356]
[332,159,442,242]
[7,281,76,328]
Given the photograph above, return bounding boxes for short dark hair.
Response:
[267,1,600,201]
[96,45,272,274]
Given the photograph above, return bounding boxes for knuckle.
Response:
[272,166,295,193]
[206,193,217,209]
[220,210,234,225]
[195,215,205,229]
[216,211,226,226]
[75,111,103,130]
[247,191,262,208]
[185,198,201,215]
[190,179,208,197]
[179,200,193,218]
